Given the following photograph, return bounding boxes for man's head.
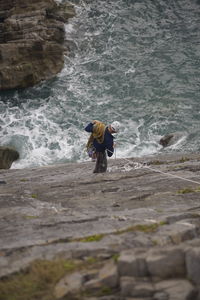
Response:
[110,121,120,133]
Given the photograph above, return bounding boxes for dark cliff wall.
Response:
[0,0,75,90]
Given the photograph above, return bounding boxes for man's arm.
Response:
[105,136,114,157]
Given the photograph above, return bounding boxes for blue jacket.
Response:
[85,122,114,157]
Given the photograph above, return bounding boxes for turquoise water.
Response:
[0,0,200,168]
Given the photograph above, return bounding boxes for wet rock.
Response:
[0,0,75,90]
[0,146,19,169]
[159,132,184,147]
[159,134,174,147]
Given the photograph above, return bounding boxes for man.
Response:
[85,120,120,173]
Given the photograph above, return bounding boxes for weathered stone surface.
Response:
[83,278,102,291]
[48,1,75,21]
[153,221,197,245]
[165,213,200,224]
[0,146,19,169]
[54,271,83,299]
[125,298,153,300]
[120,276,154,297]
[185,247,200,285]
[118,249,148,277]
[154,291,168,300]
[1,151,200,298]
[155,279,197,300]
[0,0,75,90]
[146,247,185,278]
[90,297,119,300]
[98,260,118,288]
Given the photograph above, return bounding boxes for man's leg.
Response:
[93,152,107,173]
[100,151,107,172]
[93,152,100,173]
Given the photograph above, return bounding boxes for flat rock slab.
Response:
[1,152,200,277]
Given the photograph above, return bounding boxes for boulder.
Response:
[0,146,19,169]
[154,221,197,245]
[185,247,200,285]
[159,132,184,147]
[54,271,84,299]
[120,276,154,298]
[146,247,185,279]
[118,249,148,277]
[155,279,197,300]
[98,260,118,288]
[0,0,75,90]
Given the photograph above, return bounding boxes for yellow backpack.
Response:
[86,120,106,152]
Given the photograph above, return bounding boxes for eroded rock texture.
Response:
[1,153,200,299]
[0,0,75,90]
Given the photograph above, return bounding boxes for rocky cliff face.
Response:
[1,153,200,299]
[0,0,75,90]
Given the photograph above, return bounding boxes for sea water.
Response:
[0,0,199,168]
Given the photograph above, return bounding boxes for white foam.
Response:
[1,0,198,169]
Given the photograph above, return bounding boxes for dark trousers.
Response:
[93,152,107,173]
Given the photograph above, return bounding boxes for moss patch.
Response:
[179,156,190,163]
[85,256,99,265]
[20,178,29,182]
[177,186,200,194]
[81,285,115,298]
[112,253,120,263]
[177,188,194,194]
[150,160,164,165]
[31,194,37,198]
[74,233,105,243]
[116,222,166,235]
[0,257,102,300]
[72,222,167,244]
